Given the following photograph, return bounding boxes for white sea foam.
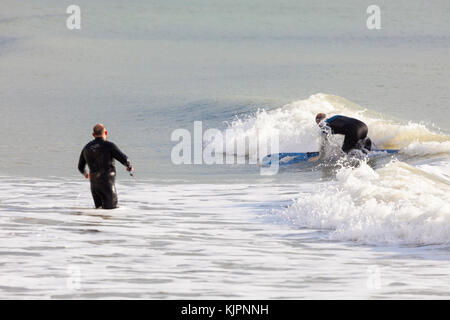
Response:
[224,93,449,156]
[279,160,450,245]
[403,141,450,157]
[224,94,450,245]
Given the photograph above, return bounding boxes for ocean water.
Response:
[0,0,449,299]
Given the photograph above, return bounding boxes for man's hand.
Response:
[126,166,134,177]
[308,155,320,162]
[84,172,90,179]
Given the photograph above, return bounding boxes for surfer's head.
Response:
[92,123,107,140]
[315,113,326,124]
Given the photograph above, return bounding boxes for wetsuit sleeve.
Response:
[318,124,331,158]
[110,142,131,168]
[320,124,332,140]
[78,149,87,175]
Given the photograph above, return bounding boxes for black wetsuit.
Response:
[78,138,131,209]
[325,115,371,153]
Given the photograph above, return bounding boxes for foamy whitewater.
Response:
[1,0,450,299]
[225,94,450,246]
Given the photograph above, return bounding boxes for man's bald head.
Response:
[315,113,327,124]
[93,123,106,137]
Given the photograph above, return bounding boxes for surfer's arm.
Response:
[310,125,329,161]
[319,125,332,157]
[319,138,327,155]
[320,124,331,139]
[77,150,88,178]
[110,142,133,171]
[308,141,327,163]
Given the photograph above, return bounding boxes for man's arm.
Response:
[78,150,89,178]
[308,125,331,162]
[110,142,133,171]
[319,126,331,158]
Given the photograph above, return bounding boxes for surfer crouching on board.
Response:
[315,113,372,155]
[78,124,133,209]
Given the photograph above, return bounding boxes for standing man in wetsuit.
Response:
[78,124,133,209]
[315,113,372,154]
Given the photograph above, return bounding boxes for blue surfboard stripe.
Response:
[262,149,399,166]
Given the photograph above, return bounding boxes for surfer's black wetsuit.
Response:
[324,115,372,153]
[78,138,131,209]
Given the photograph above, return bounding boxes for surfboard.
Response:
[262,149,400,166]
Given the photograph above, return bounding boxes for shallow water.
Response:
[0,0,449,299]
[0,178,449,299]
